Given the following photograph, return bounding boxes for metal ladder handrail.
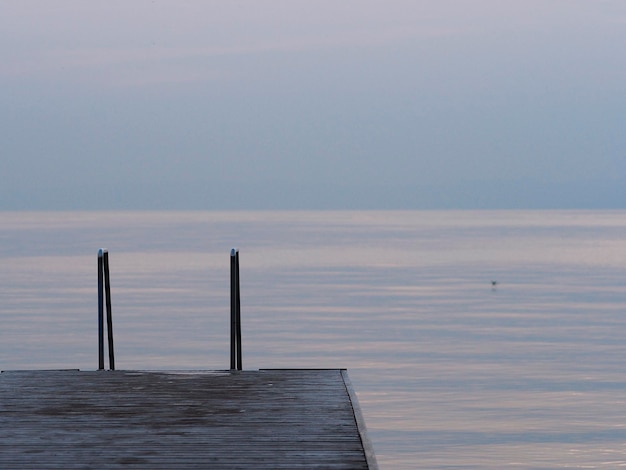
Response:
[97,249,115,371]
[230,248,242,371]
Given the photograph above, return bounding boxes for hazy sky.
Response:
[2,1,624,210]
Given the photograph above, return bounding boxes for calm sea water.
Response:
[2,210,626,469]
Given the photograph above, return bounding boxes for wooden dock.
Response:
[0,368,377,469]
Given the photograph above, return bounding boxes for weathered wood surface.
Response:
[0,369,377,469]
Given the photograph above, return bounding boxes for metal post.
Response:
[98,249,104,370]
[103,250,115,371]
[235,250,242,371]
[230,248,237,370]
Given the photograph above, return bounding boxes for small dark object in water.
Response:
[491,281,497,286]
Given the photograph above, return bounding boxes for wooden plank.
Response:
[0,369,373,469]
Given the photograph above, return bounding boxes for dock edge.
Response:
[341,369,379,470]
